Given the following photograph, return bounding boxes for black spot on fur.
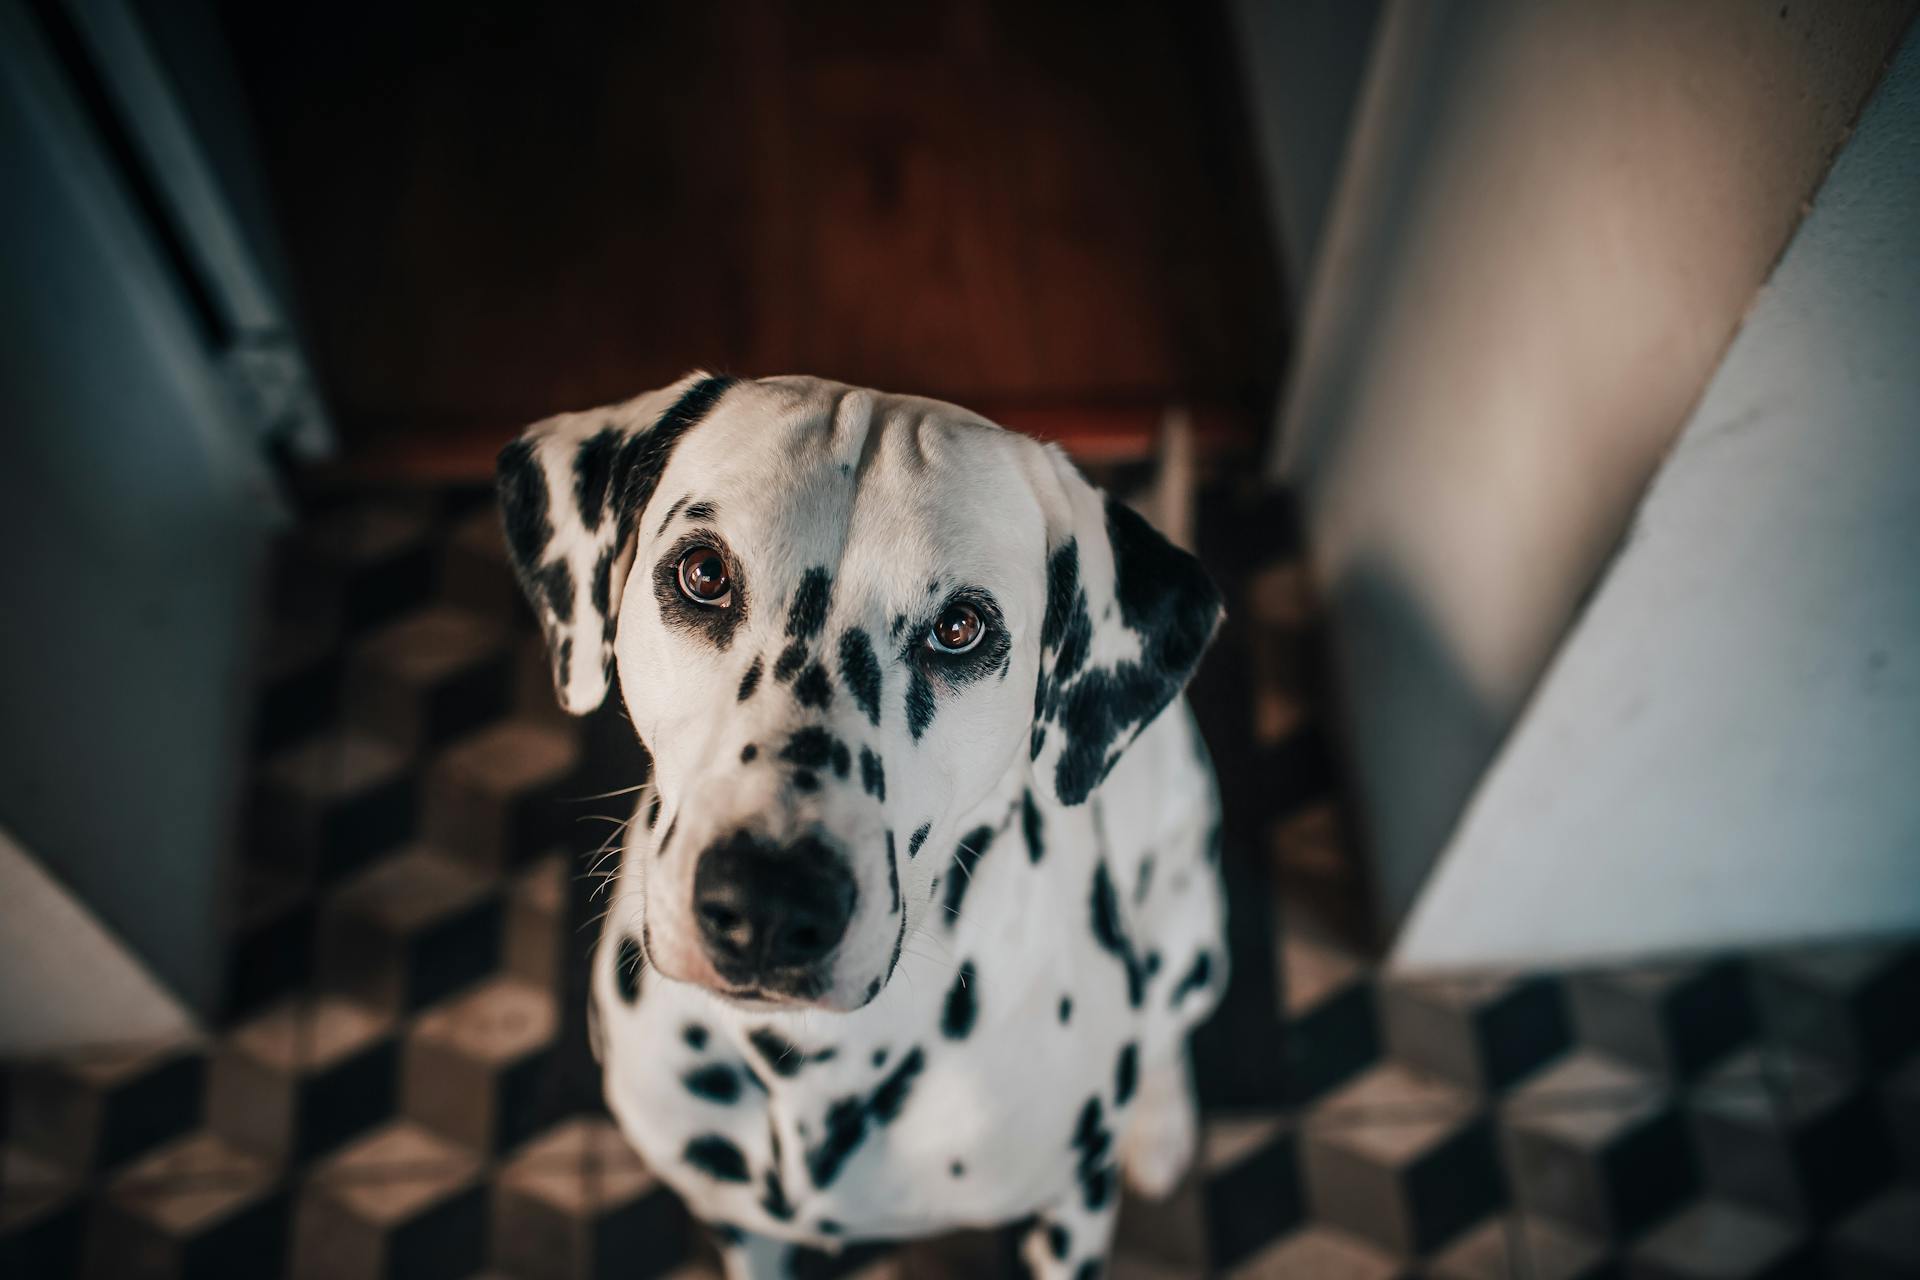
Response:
[760,1167,793,1221]
[787,568,833,640]
[830,739,851,778]
[872,1048,888,1068]
[950,1161,965,1177]
[710,1222,745,1247]
[943,826,995,926]
[683,1024,708,1051]
[860,747,886,801]
[1090,863,1147,1007]
[615,936,643,1003]
[684,1134,749,1183]
[817,1219,841,1236]
[1114,1043,1139,1106]
[685,1064,742,1103]
[1048,1224,1072,1260]
[774,642,809,682]
[684,500,716,523]
[655,494,689,537]
[908,823,930,858]
[572,429,621,533]
[1022,789,1044,864]
[890,613,908,640]
[806,1047,925,1188]
[904,667,936,740]
[497,439,552,580]
[794,662,834,710]
[1135,856,1155,903]
[863,977,881,1004]
[943,962,978,1039]
[1059,996,1073,1023]
[741,743,758,763]
[840,630,883,726]
[749,1028,814,1078]
[780,727,844,771]
[1075,1262,1102,1280]
[590,545,617,625]
[534,560,574,627]
[738,657,763,702]
[1172,951,1214,1006]
[616,375,736,545]
[1047,502,1222,805]
[1070,1097,1116,1211]
[886,831,900,914]
[793,769,818,792]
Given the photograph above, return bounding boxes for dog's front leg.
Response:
[1018,1188,1121,1280]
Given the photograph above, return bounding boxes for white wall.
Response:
[1269,0,1916,928]
[1396,23,1920,968]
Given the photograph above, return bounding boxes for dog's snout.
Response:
[693,832,856,980]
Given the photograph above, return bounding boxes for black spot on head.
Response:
[655,494,690,538]
[615,936,643,1003]
[1090,863,1147,1007]
[839,630,883,726]
[684,500,717,523]
[927,578,941,596]
[830,739,851,778]
[787,568,834,640]
[780,727,843,770]
[908,823,931,858]
[1059,996,1073,1023]
[1048,1224,1072,1260]
[903,666,936,740]
[1172,951,1214,1006]
[684,1134,749,1182]
[741,743,758,763]
[591,544,618,623]
[794,662,834,710]
[774,642,809,682]
[817,1219,841,1236]
[863,977,882,1004]
[1114,1042,1139,1106]
[573,431,622,533]
[710,1222,745,1248]
[859,748,886,801]
[872,1048,888,1068]
[534,560,575,628]
[949,1160,965,1177]
[1145,951,1162,978]
[1135,856,1155,903]
[793,770,819,792]
[617,374,737,546]
[683,1023,709,1051]
[890,613,908,640]
[738,657,764,702]
[1074,1261,1102,1280]
[1042,540,1081,652]
[684,1064,742,1104]
[942,961,978,1039]
[943,826,995,926]
[1021,790,1045,864]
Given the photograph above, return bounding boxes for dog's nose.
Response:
[693,832,856,977]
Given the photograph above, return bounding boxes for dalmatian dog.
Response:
[497,373,1227,1279]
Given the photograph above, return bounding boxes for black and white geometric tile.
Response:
[2,483,1916,1279]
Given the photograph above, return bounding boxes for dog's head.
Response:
[499,374,1221,1010]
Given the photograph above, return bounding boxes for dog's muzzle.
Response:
[693,830,857,994]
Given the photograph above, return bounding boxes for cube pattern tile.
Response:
[4,486,1917,1279]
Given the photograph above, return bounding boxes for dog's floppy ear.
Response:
[496,372,737,714]
[1026,444,1224,806]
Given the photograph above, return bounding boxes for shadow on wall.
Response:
[1324,558,1502,925]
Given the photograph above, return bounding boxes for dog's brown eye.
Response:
[928,602,984,654]
[677,546,731,606]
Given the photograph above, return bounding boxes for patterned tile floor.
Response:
[3,482,1918,1279]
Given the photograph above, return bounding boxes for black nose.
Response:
[693,832,857,978]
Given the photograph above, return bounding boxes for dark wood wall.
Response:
[219,1,1283,460]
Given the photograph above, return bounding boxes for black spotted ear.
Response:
[1026,445,1223,805]
[496,372,736,714]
